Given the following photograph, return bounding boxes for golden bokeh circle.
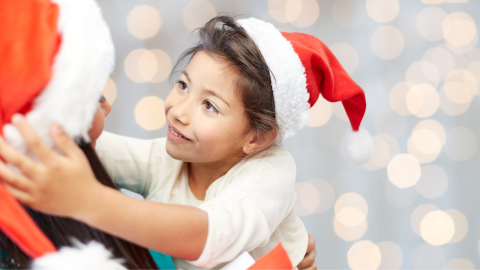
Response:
[134,96,166,131]
[102,77,117,105]
[347,241,382,270]
[371,26,405,60]
[420,210,455,246]
[127,5,162,39]
[387,154,421,188]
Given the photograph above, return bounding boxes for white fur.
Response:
[3,0,115,152]
[237,18,310,141]
[344,129,375,165]
[31,241,127,270]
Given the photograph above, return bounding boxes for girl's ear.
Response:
[242,129,276,156]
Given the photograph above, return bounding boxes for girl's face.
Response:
[164,51,251,164]
[88,96,111,147]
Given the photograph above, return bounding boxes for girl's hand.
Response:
[0,114,102,218]
[297,233,317,270]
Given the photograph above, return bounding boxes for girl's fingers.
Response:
[11,114,55,164]
[0,137,38,177]
[50,123,82,159]
[2,182,34,206]
[306,233,316,253]
[297,248,316,269]
[0,162,34,192]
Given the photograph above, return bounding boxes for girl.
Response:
[0,97,159,269]
[0,15,368,269]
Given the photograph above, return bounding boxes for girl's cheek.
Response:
[88,109,105,146]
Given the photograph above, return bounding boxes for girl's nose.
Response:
[170,97,191,125]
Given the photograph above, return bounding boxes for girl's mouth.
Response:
[167,124,191,142]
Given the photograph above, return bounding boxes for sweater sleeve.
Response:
[95,131,166,197]
[188,148,308,269]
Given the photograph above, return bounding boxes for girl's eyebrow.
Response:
[204,89,230,108]
[182,71,191,84]
[183,70,230,108]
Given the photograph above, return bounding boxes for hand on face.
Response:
[0,114,102,218]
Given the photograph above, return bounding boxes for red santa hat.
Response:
[237,18,374,164]
[0,0,125,268]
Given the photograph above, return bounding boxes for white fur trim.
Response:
[4,0,114,152]
[344,129,375,165]
[31,241,127,270]
[237,18,309,141]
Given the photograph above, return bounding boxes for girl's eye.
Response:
[177,80,189,93]
[203,100,218,113]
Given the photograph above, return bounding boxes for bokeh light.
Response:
[385,181,418,208]
[415,164,448,199]
[366,0,399,23]
[420,210,455,246]
[268,0,319,27]
[445,209,468,243]
[332,0,366,29]
[416,7,447,41]
[405,83,440,118]
[390,82,411,116]
[363,134,400,171]
[134,96,166,131]
[294,182,320,216]
[412,244,446,270]
[444,69,477,104]
[411,204,439,236]
[406,61,440,88]
[334,193,369,240]
[268,0,289,23]
[407,120,445,163]
[330,43,359,75]
[443,12,477,47]
[334,218,368,241]
[290,0,320,28]
[439,86,471,115]
[387,154,422,188]
[102,77,117,105]
[306,95,332,127]
[363,136,391,170]
[466,61,480,92]
[377,241,403,270]
[371,26,405,60]
[125,49,157,83]
[183,0,216,31]
[127,5,162,39]
[347,241,381,270]
[422,47,454,79]
[445,127,478,161]
[332,102,349,121]
[310,179,335,213]
[444,259,475,270]
[148,49,172,83]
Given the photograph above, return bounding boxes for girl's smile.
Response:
[167,121,191,142]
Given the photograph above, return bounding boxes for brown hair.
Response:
[0,141,158,269]
[172,15,279,153]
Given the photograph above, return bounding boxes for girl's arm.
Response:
[0,116,207,260]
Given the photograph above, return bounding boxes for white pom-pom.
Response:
[344,129,375,165]
[31,241,127,270]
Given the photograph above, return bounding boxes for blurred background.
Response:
[96,0,480,269]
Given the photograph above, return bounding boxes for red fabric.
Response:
[281,32,366,131]
[0,183,57,258]
[248,243,293,270]
[0,0,59,259]
[0,0,61,134]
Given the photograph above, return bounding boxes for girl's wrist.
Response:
[71,180,110,223]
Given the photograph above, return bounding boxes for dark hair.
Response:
[0,141,158,269]
[172,15,279,152]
